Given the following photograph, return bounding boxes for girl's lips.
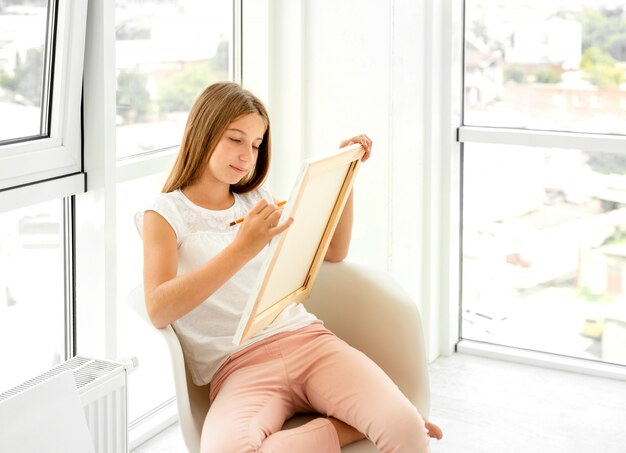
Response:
[230,165,248,174]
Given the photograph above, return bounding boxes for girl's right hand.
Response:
[231,199,293,260]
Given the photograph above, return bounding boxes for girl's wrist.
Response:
[225,241,254,266]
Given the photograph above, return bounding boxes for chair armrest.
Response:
[304,261,430,418]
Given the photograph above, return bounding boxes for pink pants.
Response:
[201,323,430,453]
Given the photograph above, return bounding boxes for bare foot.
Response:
[327,415,443,446]
[424,418,443,440]
[327,417,366,447]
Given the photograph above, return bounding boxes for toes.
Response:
[425,421,443,440]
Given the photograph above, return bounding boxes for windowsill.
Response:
[457,339,626,382]
[128,398,178,451]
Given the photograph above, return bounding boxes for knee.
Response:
[398,411,430,452]
[201,427,262,453]
[373,404,431,453]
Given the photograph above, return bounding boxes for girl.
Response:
[137,81,442,452]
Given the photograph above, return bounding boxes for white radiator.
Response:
[0,355,137,453]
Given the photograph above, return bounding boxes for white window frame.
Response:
[0,0,88,204]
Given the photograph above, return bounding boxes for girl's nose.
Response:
[240,145,254,161]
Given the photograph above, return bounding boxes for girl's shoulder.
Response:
[134,190,190,241]
[144,190,189,222]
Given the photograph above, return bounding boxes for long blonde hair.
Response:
[162,81,271,194]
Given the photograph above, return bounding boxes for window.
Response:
[0,0,51,143]
[0,199,65,392]
[116,172,175,423]
[0,0,86,395]
[465,1,626,135]
[1,0,239,442]
[114,0,236,436]
[461,0,626,367]
[115,0,234,157]
[0,0,87,196]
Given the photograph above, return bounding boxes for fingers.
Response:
[252,203,292,238]
[245,200,290,235]
[265,206,293,236]
[339,134,373,162]
[250,199,269,215]
[257,201,283,222]
[271,216,294,235]
[257,202,292,235]
[265,208,282,226]
[357,134,372,162]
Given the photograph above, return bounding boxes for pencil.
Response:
[228,200,287,227]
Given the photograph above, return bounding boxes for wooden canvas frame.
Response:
[233,144,365,344]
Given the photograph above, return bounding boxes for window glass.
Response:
[115,0,233,157]
[116,172,176,422]
[0,0,52,142]
[0,199,64,392]
[462,143,626,366]
[465,1,626,134]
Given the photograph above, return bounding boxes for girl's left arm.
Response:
[325,134,372,262]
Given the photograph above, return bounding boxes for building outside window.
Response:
[461,0,626,367]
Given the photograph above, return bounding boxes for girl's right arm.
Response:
[142,200,292,328]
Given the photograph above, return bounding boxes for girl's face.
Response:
[207,113,266,187]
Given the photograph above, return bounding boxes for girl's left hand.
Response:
[339,134,373,162]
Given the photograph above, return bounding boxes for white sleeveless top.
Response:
[135,186,318,385]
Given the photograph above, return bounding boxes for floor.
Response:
[131,353,626,453]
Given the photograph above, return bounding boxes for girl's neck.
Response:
[181,182,234,210]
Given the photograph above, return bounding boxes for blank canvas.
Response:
[234,144,364,344]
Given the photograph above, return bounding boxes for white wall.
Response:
[245,0,463,360]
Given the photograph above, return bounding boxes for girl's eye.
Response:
[229,137,241,143]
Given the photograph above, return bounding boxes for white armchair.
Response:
[128,260,430,453]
